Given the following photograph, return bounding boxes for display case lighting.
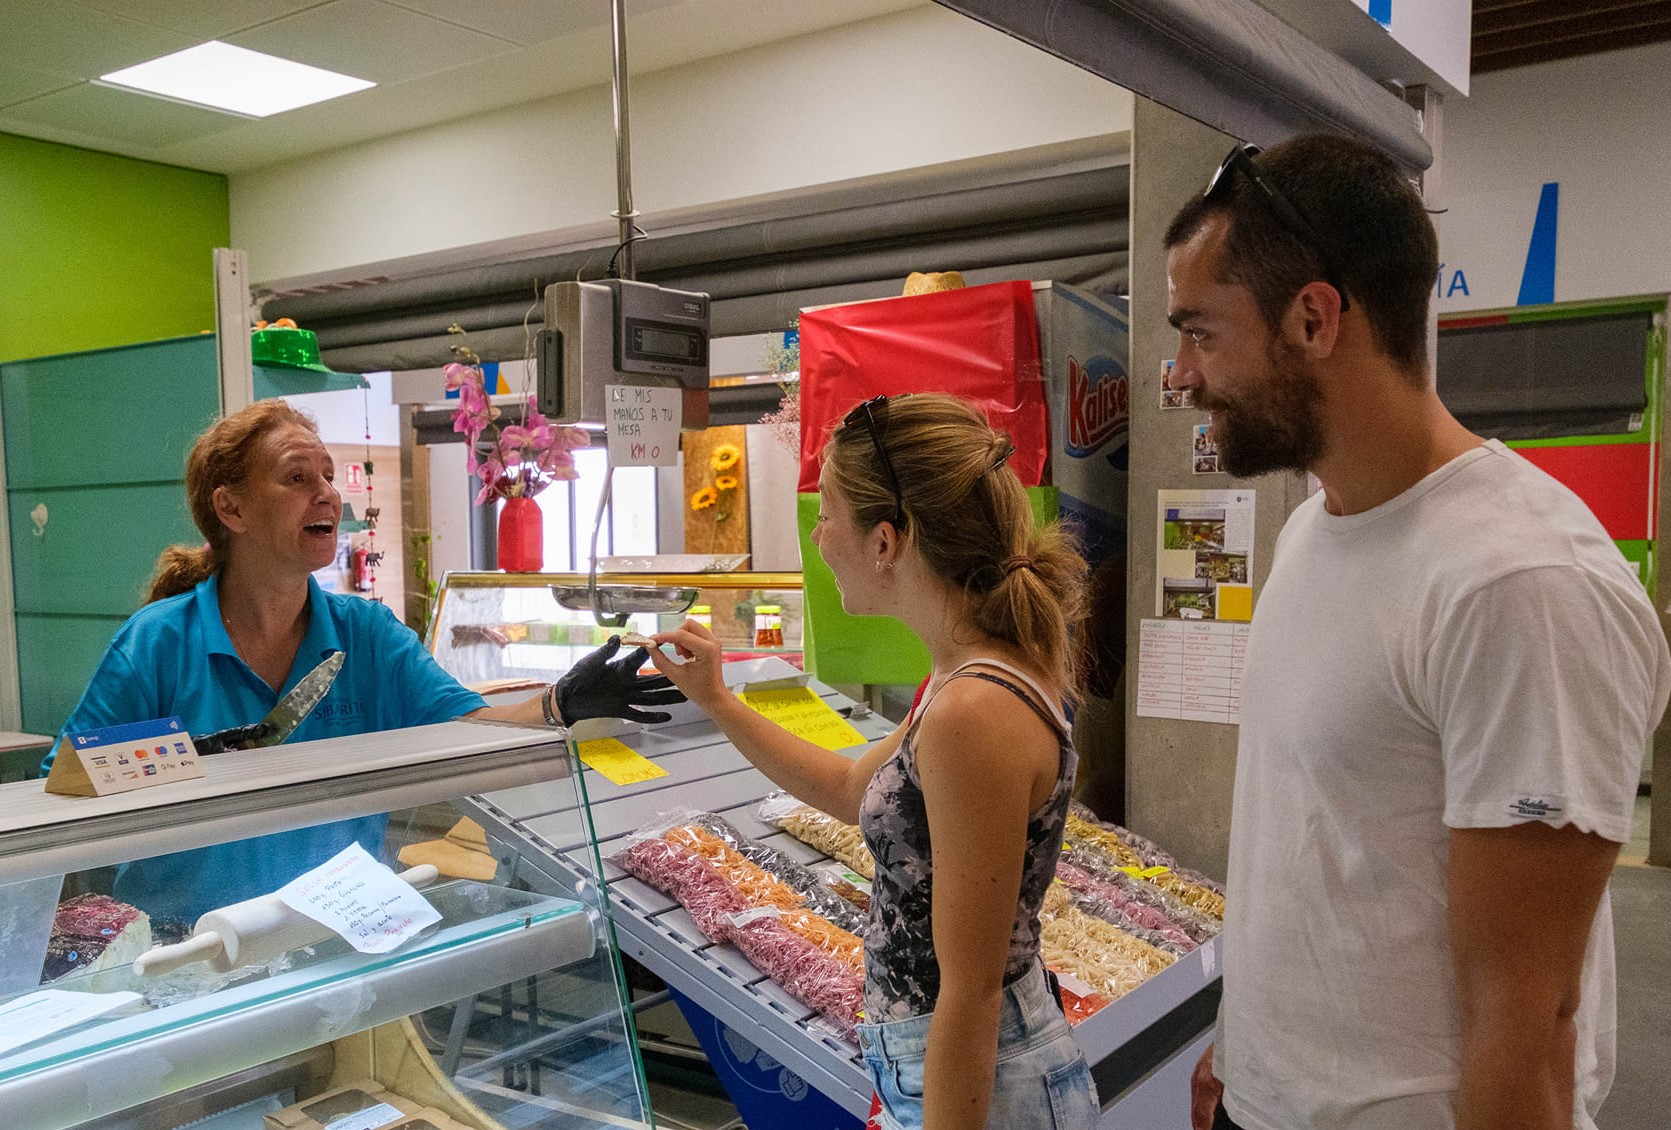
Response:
[98,42,375,119]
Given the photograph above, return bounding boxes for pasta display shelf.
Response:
[0,722,654,1130]
[442,653,1221,1127]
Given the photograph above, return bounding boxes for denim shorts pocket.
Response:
[1043,1053,1098,1130]
[889,1048,927,1100]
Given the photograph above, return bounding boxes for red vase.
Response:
[498,495,544,572]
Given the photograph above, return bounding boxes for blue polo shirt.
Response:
[54,574,485,924]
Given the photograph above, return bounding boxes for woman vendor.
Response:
[51,400,680,927]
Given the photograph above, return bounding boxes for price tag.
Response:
[737,686,867,752]
[576,737,669,786]
[606,384,681,467]
[1116,865,1173,879]
[277,842,441,955]
[43,716,203,798]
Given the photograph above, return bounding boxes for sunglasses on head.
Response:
[842,394,908,529]
[1205,143,1351,314]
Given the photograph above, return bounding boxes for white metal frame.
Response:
[0,402,20,731]
[214,247,255,413]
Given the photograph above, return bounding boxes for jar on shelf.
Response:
[689,605,712,630]
[753,604,783,648]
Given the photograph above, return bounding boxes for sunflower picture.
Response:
[711,443,741,473]
[685,427,749,556]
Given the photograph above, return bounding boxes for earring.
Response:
[875,560,894,573]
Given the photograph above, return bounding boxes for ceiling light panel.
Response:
[99,41,374,118]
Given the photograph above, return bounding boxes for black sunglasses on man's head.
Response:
[841,394,908,529]
[1205,143,1351,314]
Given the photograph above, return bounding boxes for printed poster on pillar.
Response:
[1154,489,1255,622]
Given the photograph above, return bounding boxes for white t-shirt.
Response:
[1217,441,1670,1130]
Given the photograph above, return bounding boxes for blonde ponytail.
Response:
[823,393,1089,699]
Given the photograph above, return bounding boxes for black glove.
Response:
[556,635,686,725]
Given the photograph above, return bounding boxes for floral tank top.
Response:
[858,659,1076,1022]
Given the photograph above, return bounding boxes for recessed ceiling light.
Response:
[98,41,375,118]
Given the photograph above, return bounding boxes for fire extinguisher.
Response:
[351,546,372,592]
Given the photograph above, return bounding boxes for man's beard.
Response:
[1199,335,1326,478]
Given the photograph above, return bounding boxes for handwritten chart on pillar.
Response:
[1136,619,1249,724]
[278,842,441,954]
[606,384,681,467]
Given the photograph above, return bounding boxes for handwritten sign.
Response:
[0,990,143,1056]
[277,842,441,955]
[606,384,681,467]
[576,737,669,786]
[737,686,867,751]
[44,716,203,798]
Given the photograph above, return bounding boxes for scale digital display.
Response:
[626,319,705,363]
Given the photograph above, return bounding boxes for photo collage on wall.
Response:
[1155,490,1256,622]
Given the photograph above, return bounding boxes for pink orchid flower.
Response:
[498,425,534,466]
[473,455,506,506]
[444,362,481,392]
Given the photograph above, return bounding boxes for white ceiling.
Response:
[0,0,924,174]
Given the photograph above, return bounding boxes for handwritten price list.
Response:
[277,842,441,954]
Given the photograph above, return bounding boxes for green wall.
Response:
[0,132,228,363]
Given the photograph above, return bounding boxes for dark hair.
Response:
[146,401,320,603]
[1164,133,1437,377]
[823,394,1088,698]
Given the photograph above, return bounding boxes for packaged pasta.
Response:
[683,812,867,933]
[757,792,876,879]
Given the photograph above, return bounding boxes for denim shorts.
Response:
[855,965,1099,1130]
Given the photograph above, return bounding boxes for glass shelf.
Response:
[4,882,594,1130]
[431,571,806,687]
[0,721,652,1129]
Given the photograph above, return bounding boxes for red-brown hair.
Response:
[145,401,320,603]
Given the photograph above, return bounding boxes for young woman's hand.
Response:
[647,619,731,713]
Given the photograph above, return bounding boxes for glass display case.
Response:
[428,571,805,690]
[0,721,651,1130]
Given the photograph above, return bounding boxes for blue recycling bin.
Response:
[666,986,862,1130]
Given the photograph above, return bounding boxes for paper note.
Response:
[1135,618,1249,725]
[0,989,144,1056]
[577,737,669,786]
[606,384,681,467]
[277,842,441,955]
[738,686,866,751]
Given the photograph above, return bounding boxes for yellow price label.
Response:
[1118,865,1173,880]
[576,737,669,786]
[737,686,867,751]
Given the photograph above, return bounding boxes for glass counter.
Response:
[428,571,806,688]
[0,721,651,1130]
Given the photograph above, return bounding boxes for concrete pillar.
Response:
[1122,97,1310,879]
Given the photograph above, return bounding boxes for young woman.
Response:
[54,400,678,924]
[650,393,1099,1130]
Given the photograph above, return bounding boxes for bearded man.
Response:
[1163,134,1669,1130]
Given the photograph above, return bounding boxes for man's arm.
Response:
[1448,821,1619,1130]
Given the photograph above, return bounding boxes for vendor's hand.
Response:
[647,620,730,712]
[555,636,686,725]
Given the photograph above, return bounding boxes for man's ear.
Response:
[1288,280,1343,358]
[211,484,247,535]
